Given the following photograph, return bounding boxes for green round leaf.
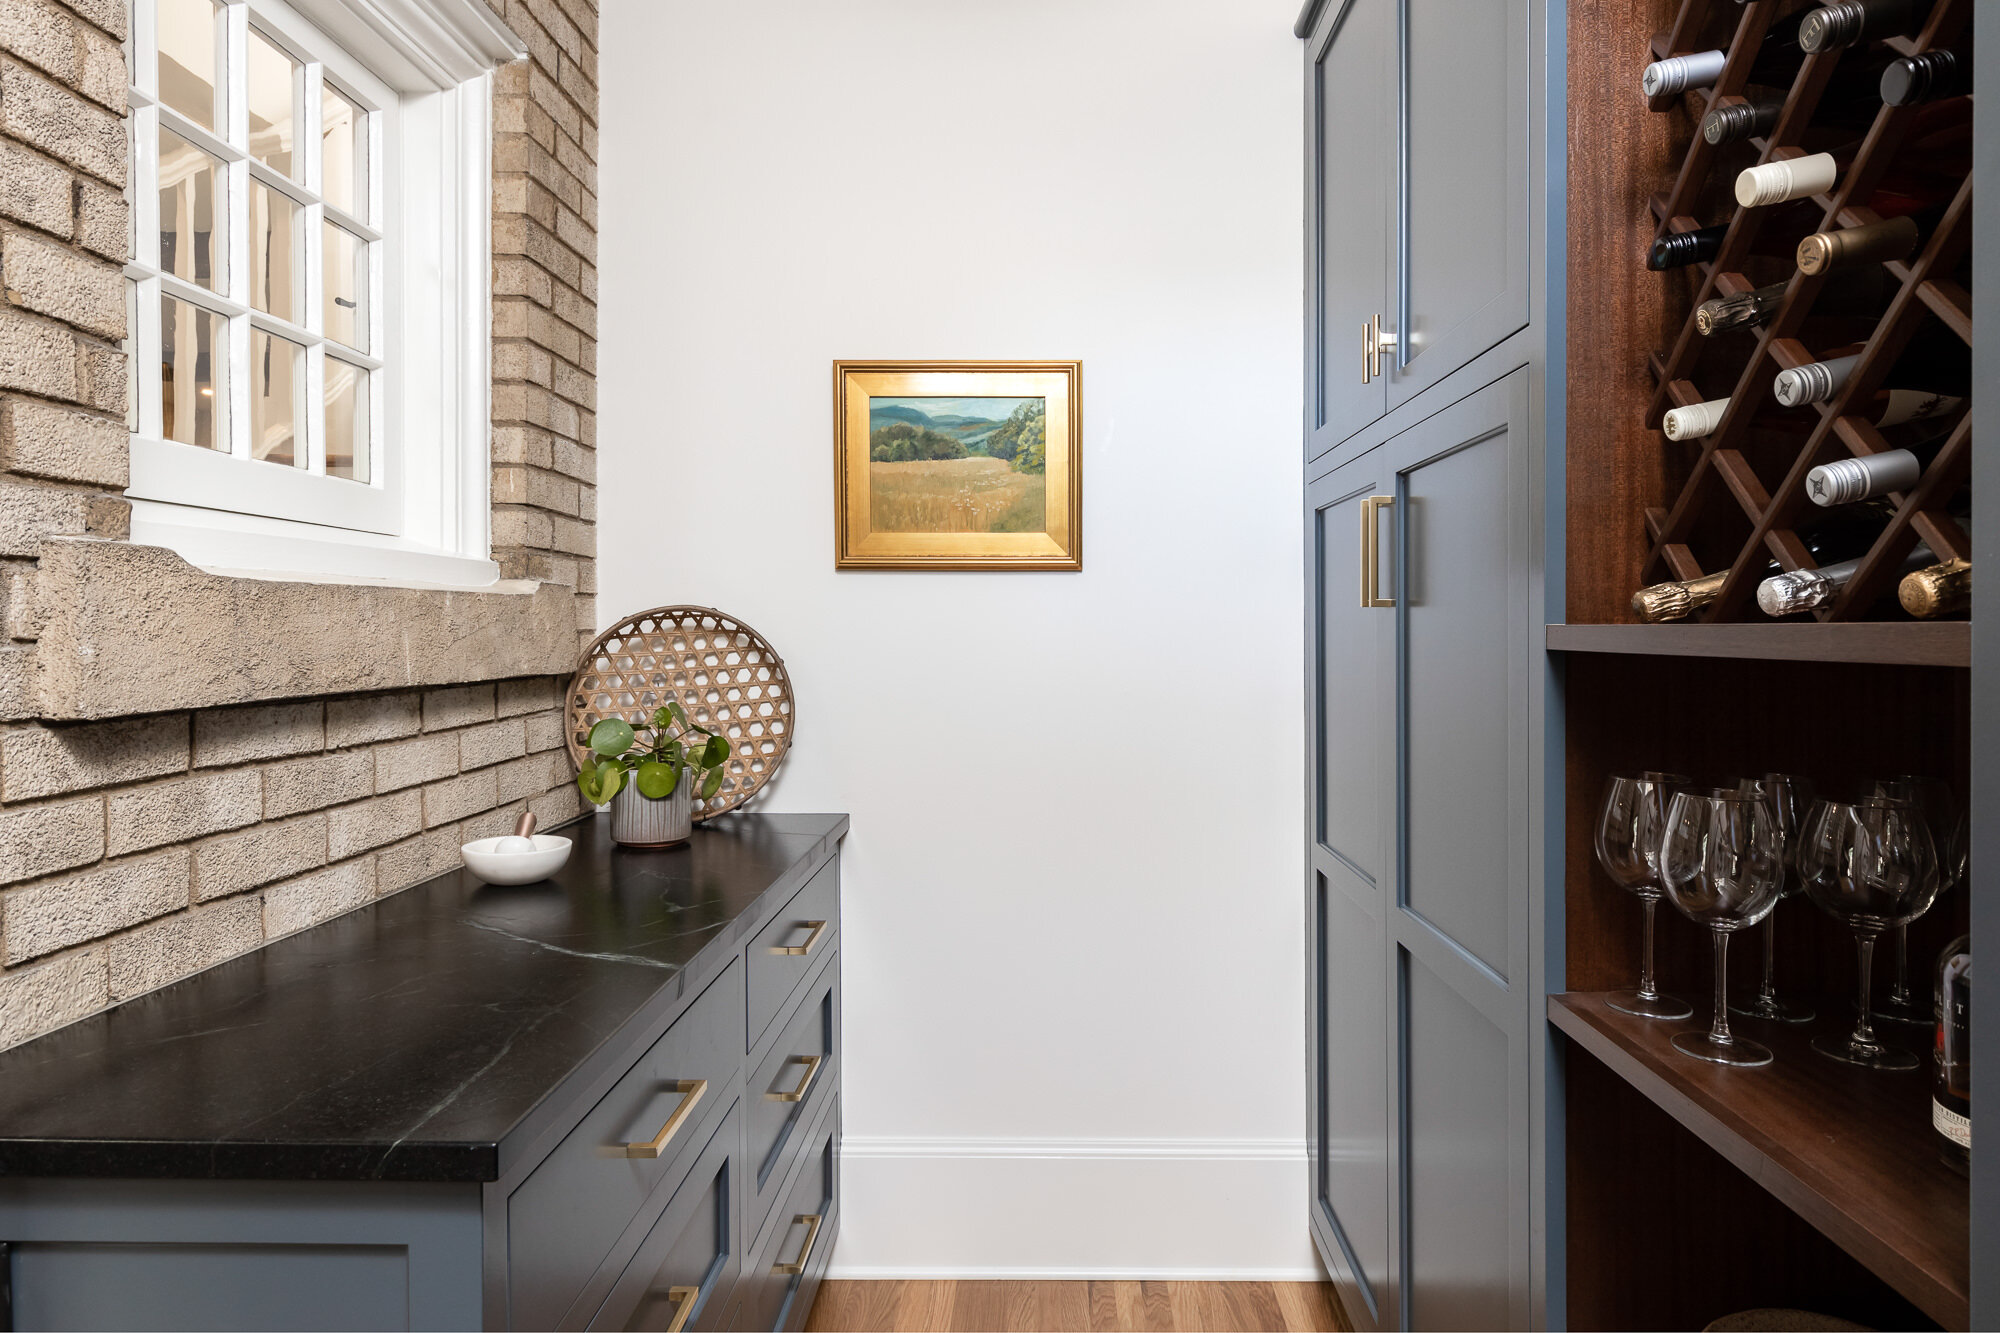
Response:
[587,718,636,757]
[700,767,725,800]
[576,757,624,805]
[652,705,674,730]
[702,735,731,766]
[635,760,677,799]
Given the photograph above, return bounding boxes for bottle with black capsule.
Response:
[1799,0,1932,54]
[1881,48,1969,106]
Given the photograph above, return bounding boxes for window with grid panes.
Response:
[124,0,509,586]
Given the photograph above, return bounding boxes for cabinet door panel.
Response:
[1389,0,1529,407]
[1315,476,1393,885]
[1307,0,1392,459]
[1315,863,1390,1327]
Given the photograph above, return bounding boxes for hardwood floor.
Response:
[803,1280,1351,1332]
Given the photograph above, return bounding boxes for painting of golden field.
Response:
[866,395,1048,534]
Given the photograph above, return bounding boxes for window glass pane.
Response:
[321,86,365,217]
[249,181,298,321]
[157,0,219,131]
[322,222,367,351]
[246,31,299,178]
[159,127,223,291]
[161,296,225,450]
[325,360,369,482]
[250,330,304,468]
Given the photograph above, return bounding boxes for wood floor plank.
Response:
[805,1280,1350,1332]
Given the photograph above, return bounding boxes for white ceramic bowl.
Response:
[461,834,572,885]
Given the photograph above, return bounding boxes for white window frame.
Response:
[125,0,522,590]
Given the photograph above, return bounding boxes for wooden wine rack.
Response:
[1638,0,1973,623]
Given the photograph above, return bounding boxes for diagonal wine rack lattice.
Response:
[1639,0,1972,623]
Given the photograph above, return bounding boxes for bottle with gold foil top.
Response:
[1632,572,1728,623]
[1934,932,1970,1175]
[1901,559,1970,618]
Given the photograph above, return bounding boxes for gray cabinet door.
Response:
[1385,0,1529,410]
[1306,0,1393,461]
[1305,457,1397,1331]
[1381,370,1532,1331]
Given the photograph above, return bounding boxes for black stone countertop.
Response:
[0,813,847,1183]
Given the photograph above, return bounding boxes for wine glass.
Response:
[1797,793,1941,1071]
[1593,773,1693,1020]
[1729,774,1816,1024]
[1659,788,1785,1066]
[1870,777,1960,1027]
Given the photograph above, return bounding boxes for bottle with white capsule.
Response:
[1662,398,1730,441]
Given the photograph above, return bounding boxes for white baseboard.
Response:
[825,1136,1321,1281]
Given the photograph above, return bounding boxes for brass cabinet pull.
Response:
[1359,495,1395,609]
[663,1285,701,1333]
[622,1079,708,1159]
[767,1053,823,1103]
[772,1213,824,1276]
[768,920,827,957]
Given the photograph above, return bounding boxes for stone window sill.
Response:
[13,539,578,721]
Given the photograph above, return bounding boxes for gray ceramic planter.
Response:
[608,769,692,847]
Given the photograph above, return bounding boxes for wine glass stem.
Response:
[1888,923,1911,1005]
[1709,929,1735,1045]
[1638,898,1661,1000]
[1850,933,1880,1049]
[1759,912,1779,1003]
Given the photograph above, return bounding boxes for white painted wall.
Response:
[597,0,1308,1278]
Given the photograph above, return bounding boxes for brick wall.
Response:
[0,0,599,1051]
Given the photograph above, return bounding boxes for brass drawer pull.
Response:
[1359,495,1395,609]
[768,920,827,957]
[767,1054,823,1103]
[772,1213,824,1276]
[622,1079,708,1159]
[663,1285,701,1333]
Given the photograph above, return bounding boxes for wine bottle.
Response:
[1696,266,1890,336]
[1736,152,1849,207]
[1662,398,1729,441]
[1643,11,1808,98]
[1774,323,1971,404]
[1795,207,1946,274]
[1649,201,1823,270]
[1806,435,1958,505]
[1933,932,1970,1175]
[1901,558,1969,617]
[1799,0,1926,54]
[1757,542,1935,614]
[1702,50,1893,145]
[1882,48,1969,106]
[1735,103,1967,210]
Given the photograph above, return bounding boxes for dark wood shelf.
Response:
[1549,992,1968,1330]
[1546,622,1970,668]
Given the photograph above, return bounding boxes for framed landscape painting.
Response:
[834,360,1082,570]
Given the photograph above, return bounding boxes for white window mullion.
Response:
[135,278,164,441]
[304,58,324,198]
[132,104,162,270]
[304,192,325,475]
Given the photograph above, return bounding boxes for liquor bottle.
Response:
[1901,558,1970,617]
[1934,932,1970,1175]
[1757,542,1935,614]
[1642,11,1808,98]
[1806,435,1957,504]
[1799,0,1926,54]
[1882,49,1970,107]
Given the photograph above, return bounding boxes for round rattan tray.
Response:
[566,605,793,822]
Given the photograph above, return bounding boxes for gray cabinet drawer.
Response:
[583,1101,743,1332]
[510,961,745,1332]
[737,1102,838,1333]
[745,861,837,1052]
[744,956,836,1238]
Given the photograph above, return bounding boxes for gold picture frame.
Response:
[834,360,1082,570]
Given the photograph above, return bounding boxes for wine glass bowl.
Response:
[1659,788,1785,1067]
[1797,793,1941,1071]
[1729,773,1816,1024]
[1593,773,1693,1020]
[1870,776,1959,1027]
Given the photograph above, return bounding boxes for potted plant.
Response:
[575,704,732,848]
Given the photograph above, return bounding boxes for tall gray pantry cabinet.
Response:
[1299,1,1552,1329]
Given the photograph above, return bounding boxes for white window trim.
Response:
[126,0,524,592]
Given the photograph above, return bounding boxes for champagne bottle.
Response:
[1799,0,1926,54]
[1643,11,1808,98]
[1632,508,1897,620]
[1757,542,1935,614]
[1934,932,1971,1175]
[1806,436,1957,505]
[1881,48,1969,106]
[1902,558,1970,617]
